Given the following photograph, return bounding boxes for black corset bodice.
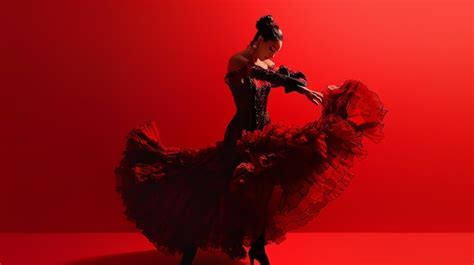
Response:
[223,68,272,147]
[248,78,272,130]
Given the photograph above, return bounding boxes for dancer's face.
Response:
[253,35,283,61]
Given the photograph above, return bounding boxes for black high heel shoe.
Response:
[248,233,270,265]
[248,246,270,265]
[180,246,198,265]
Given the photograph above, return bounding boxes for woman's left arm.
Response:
[271,64,324,105]
[270,65,307,92]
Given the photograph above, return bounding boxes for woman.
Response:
[114,15,387,265]
[223,16,326,148]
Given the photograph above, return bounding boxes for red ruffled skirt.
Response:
[114,80,387,259]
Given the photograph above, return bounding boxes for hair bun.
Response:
[256,15,274,32]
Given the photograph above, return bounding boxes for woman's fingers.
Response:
[312,91,323,103]
[302,88,324,105]
[312,90,323,97]
[305,93,318,105]
[310,94,322,105]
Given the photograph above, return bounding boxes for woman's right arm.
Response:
[246,64,307,94]
[228,55,315,98]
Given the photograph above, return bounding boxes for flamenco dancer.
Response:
[115,14,387,265]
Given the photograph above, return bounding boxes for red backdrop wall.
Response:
[1,0,472,232]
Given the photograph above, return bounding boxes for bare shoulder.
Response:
[228,52,250,73]
[252,58,275,70]
[262,59,276,68]
[227,53,275,73]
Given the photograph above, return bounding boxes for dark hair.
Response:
[249,14,283,46]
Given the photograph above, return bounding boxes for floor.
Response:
[0,233,471,265]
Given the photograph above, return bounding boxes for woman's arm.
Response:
[270,65,309,93]
[246,64,307,94]
[259,64,325,105]
[247,63,324,105]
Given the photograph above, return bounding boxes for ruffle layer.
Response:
[114,79,387,259]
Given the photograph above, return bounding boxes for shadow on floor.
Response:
[63,249,248,265]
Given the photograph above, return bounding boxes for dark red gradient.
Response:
[1,0,472,232]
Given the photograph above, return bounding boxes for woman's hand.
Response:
[298,85,324,105]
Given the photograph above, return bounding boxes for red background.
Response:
[1,0,472,233]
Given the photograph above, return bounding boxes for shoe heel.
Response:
[180,246,197,265]
[248,249,269,265]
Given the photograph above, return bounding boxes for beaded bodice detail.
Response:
[249,79,271,130]
[224,68,272,132]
